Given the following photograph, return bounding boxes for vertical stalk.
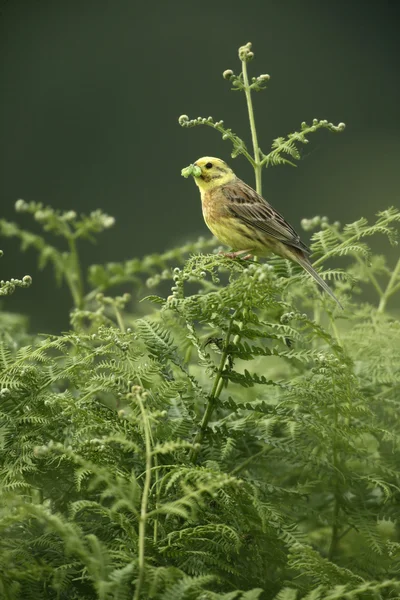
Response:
[377,257,400,313]
[330,316,342,345]
[328,386,340,560]
[148,424,160,546]
[113,305,126,333]
[134,393,152,600]
[134,371,159,547]
[241,59,262,195]
[190,318,235,463]
[64,270,82,310]
[67,236,84,309]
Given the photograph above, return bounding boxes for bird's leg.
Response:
[240,253,253,260]
[220,249,253,260]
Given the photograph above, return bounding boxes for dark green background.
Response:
[1,0,399,331]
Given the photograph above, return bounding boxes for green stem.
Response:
[330,315,342,345]
[67,236,84,309]
[64,270,82,310]
[389,280,400,298]
[189,318,236,463]
[337,525,353,542]
[148,419,160,546]
[328,387,341,560]
[134,371,159,546]
[113,304,126,332]
[134,393,152,600]
[231,446,273,476]
[377,257,400,314]
[242,59,262,195]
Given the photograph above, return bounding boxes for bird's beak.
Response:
[181,164,202,178]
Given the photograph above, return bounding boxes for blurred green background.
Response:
[1,0,399,331]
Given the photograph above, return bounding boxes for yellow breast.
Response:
[200,189,258,252]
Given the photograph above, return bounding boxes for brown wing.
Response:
[221,179,310,255]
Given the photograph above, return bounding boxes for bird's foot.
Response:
[220,250,253,260]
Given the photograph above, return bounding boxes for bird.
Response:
[182,156,343,309]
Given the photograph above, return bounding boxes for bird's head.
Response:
[181,157,235,190]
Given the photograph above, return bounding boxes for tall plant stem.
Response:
[134,393,152,600]
[378,257,400,313]
[242,59,262,195]
[134,371,160,547]
[190,318,235,463]
[328,388,341,560]
[67,236,84,309]
[113,305,126,333]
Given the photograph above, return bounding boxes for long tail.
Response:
[297,256,343,310]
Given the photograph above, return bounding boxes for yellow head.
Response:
[190,157,236,191]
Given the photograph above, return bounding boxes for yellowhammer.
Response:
[182,156,342,309]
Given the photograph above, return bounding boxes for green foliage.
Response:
[1,41,400,600]
[0,249,32,297]
[0,200,115,308]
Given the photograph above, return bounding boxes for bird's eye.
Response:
[205,162,213,169]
